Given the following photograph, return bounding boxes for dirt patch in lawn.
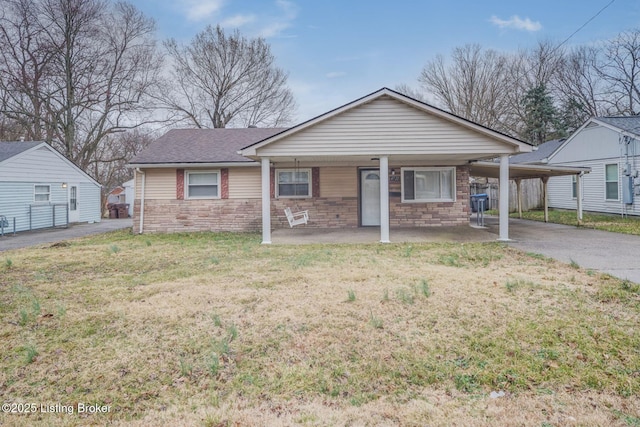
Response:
[0,232,638,426]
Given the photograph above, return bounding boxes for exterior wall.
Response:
[135,169,176,199]
[133,199,262,233]
[229,168,261,199]
[548,124,640,216]
[0,147,102,232]
[256,96,513,158]
[548,159,640,216]
[134,165,472,233]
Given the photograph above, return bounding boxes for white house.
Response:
[546,117,640,217]
[0,141,102,233]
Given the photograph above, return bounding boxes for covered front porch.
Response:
[271,217,499,244]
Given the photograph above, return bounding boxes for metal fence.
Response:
[29,203,69,231]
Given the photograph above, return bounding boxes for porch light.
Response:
[61,183,67,188]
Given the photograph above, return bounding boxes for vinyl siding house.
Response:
[0,141,102,233]
[546,117,640,217]
[129,88,534,242]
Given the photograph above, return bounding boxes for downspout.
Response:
[136,168,146,234]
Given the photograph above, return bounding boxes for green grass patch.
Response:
[508,209,640,235]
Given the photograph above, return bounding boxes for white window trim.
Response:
[401,167,456,203]
[604,163,619,201]
[185,170,220,200]
[276,168,312,199]
[34,184,51,203]
[571,175,577,200]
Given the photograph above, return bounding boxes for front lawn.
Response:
[1,231,639,426]
[505,209,640,235]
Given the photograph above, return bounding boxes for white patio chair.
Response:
[284,207,309,227]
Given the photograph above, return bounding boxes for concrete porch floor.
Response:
[271,217,499,244]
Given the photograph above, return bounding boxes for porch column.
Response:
[542,177,549,223]
[261,157,271,244]
[379,156,390,243]
[515,178,523,219]
[498,154,510,241]
[576,172,583,224]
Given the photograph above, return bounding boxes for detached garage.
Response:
[0,141,101,233]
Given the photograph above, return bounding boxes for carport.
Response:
[469,161,591,226]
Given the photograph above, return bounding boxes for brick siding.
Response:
[133,165,471,233]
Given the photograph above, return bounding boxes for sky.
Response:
[130,0,640,124]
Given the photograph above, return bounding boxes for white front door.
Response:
[361,170,381,226]
[68,184,79,223]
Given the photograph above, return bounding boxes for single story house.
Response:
[106,178,134,217]
[544,116,640,217]
[130,88,541,242]
[0,141,102,233]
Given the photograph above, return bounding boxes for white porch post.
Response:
[542,177,549,223]
[261,157,271,244]
[576,172,583,224]
[379,156,390,243]
[498,154,510,241]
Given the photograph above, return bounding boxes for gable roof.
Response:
[241,87,532,157]
[0,140,101,187]
[510,139,565,164]
[129,128,287,166]
[595,116,640,137]
[0,141,42,163]
[547,115,640,163]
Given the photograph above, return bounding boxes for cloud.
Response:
[326,71,346,79]
[221,14,256,28]
[183,0,225,21]
[258,0,298,38]
[490,15,542,32]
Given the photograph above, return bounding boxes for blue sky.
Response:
[131,0,640,124]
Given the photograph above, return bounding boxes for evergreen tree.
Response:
[521,84,566,145]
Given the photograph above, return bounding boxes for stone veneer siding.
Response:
[133,165,470,233]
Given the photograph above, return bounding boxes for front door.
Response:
[68,184,79,223]
[360,170,380,226]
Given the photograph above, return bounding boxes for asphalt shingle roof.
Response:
[0,141,42,163]
[510,139,565,164]
[130,128,288,164]
[597,116,640,137]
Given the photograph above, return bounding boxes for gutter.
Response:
[127,162,259,169]
[136,168,145,234]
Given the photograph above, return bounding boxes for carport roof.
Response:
[469,161,590,180]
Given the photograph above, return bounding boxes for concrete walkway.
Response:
[0,219,132,252]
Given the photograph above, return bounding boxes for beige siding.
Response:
[320,167,357,197]
[257,95,512,157]
[229,168,261,199]
[136,169,176,200]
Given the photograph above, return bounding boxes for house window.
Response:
[186,171,219,199]
[276,169,311,198]
[402,167,456,202]
[572,175,577,199]
[605,164,618,200]
[34,185,50,202]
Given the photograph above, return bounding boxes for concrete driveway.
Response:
[483,217,640,284]
[0,219,132,252]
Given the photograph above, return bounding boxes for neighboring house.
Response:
[130,88,535,242]
[0,141,102,232]
[106,179,134,217]
[544,117,640,217]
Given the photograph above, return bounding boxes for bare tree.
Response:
[418,44,512,132]
[0,0,162,171]
[598,29,640,115]
[161,25,296,128]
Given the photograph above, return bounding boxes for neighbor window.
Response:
[186,171,219,199]
[34,185,50,202]
[572,175,577,199]
[605,164,618,200]
[402,167,455,202]
[276,169,311,198]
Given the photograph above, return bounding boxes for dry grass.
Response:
[1,231,639,426]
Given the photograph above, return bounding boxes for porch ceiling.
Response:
[470,161,591,180]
